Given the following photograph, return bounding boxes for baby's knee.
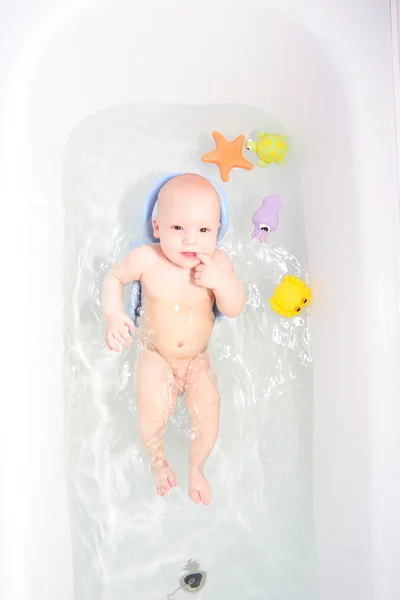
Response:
[138,416,166,442]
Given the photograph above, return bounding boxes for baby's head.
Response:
[152,173,221,268]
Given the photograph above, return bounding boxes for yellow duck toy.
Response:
[269,275,311,318]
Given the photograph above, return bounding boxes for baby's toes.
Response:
[188,470,211,506]
[157,484,169,496]
[200,487,211,506]
[188,489,202,504]
[167,472,177,487]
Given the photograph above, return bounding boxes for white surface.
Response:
[0,1,399,599]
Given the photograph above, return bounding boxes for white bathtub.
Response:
[1,0,400,599]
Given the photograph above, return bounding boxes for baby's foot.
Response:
[188,469,211,506]
[152,460,177,496]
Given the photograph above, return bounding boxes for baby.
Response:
[102,174,246,505]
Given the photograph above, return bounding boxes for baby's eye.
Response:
[172,225,183,231]
[200,228,209,233]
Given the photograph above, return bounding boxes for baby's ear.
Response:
[152,217,160,239]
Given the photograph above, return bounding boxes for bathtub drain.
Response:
[167,560,207,598]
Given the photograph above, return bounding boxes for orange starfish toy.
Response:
[202,131,253,182]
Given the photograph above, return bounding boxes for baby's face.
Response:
[153,175,220,268]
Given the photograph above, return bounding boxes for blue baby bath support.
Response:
[128,172,230,326]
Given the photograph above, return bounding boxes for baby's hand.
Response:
[105,312,135,352]
[194,253,225,290]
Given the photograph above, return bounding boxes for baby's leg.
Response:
[134,349,178,496]
[184,353,220,506]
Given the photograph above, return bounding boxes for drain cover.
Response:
[180,570,207,593]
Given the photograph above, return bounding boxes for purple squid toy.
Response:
[251,193,283,243]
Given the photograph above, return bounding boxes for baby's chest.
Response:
[142,267,212,304]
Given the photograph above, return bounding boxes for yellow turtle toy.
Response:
[269,275,311,318]
[246,131,289,166]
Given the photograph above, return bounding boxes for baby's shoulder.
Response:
[138,243,164,267]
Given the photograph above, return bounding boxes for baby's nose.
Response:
[183,231,197,245]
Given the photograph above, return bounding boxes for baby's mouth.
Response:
[181,252,197,258]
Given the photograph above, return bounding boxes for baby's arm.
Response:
[102,245,151,352]
[212,251,246,318]
[195,251,246,318]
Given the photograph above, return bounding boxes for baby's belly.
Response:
[138,298,215,359]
